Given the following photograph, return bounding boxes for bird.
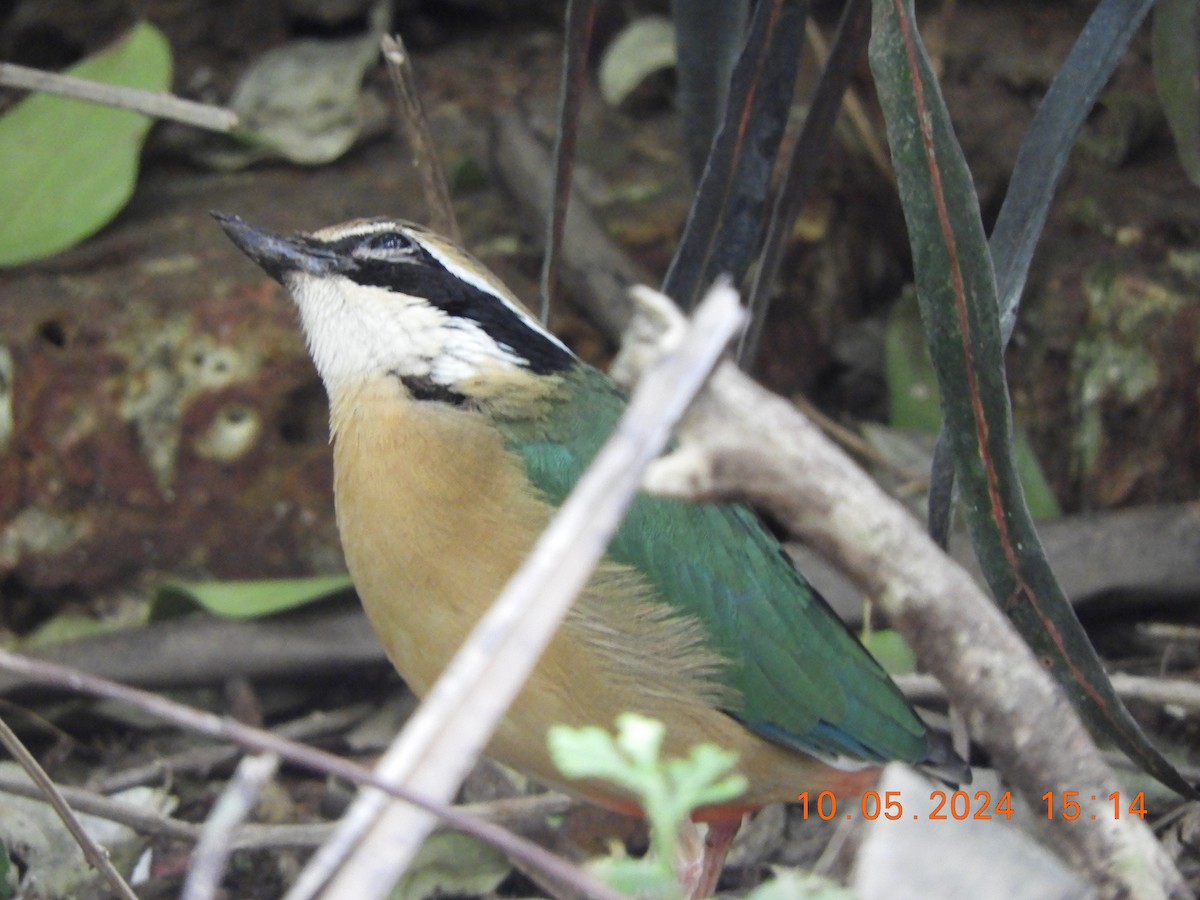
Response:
[214,212,966,896]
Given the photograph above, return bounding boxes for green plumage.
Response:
[496,363,931,766]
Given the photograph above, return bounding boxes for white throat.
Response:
[286,271,530,396]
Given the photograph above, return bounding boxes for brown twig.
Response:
[289,281,744,900]
[182,753,280,900]
[381,34,460,242]
[93,703,373,794]
[539,0,600,323]
[0,649,615,900]
[791,392,925,485]
[0,769,575,853]
[0,713,138,900]
[0,62,239,132]
[898,671,1200,719]
[0,770,200,843]
[802,19,892,180]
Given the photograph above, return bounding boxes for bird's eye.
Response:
[363,231,413,254]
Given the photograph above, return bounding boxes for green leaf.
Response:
[0,22,172,266]
[884,288,1060,518]
[549,713,746,888]
[0,841,13,900]
[1154,0,1200,187]
[992,0,1155,336]
[671,0,748,179]
[746,869,856,900]
[870,0,1196,799]
[927,0,1152,542]
[390,831,510,900]
[662,0,807,309]
[859,628,916,676]
[19,612,120,648]
[1011,428,1060,521]
[548,722,647,790]
[155,575,353,620]
[589,856,682,900]
[884,287,943,435]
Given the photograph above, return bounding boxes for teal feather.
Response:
[496,363,931,766]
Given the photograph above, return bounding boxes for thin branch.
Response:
[539,0,599,323]
[182,753,280,900]
[897,672,1200,724]
[381,34,459,242]
[790,393,925,484]
[898,672,1200,716]
[803,16,892,179]
[0,770,574,852]
[0,770,200,842]
[0,713,138,900]
[290,282,744,900]
[94,704,373,794]
[0,649,613,900]
[0,62,238,132]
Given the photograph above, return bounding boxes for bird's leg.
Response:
[678,818,741,899]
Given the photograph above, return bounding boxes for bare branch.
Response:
[0,769,574,853]
[899,672,1200,718]
[0,649,611,900]
[538,0,600,323]
[0,714,138,900]
[94,704,372,794]
[182,753,280,900]
[0,770,200,842]
[380,35,459,242]
[0,62,238,132]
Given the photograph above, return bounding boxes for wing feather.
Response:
[495,365,929,764]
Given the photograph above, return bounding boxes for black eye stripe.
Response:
[347,253,573,376]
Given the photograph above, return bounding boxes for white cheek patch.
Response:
[286,273,531,395]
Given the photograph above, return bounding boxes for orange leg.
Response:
[676,818,742,899]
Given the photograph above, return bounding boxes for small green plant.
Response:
[549,714,857,898]
[548,713,746,897]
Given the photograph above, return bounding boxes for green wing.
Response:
[498,364,930,765]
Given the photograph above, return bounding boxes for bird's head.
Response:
[214,213,575,408]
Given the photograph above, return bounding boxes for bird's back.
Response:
[495,363,935,769]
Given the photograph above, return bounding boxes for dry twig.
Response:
[0,767,574,854]
[182,753,280,900]
[802,18,892,180]
[897,671,1200,718]
[0,649,613,900]
[0,714,138,900]
[0,62,238,132]
[94,704,372,794]
[381,34,459,242]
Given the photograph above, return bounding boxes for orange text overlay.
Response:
[796,789,1148,822]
